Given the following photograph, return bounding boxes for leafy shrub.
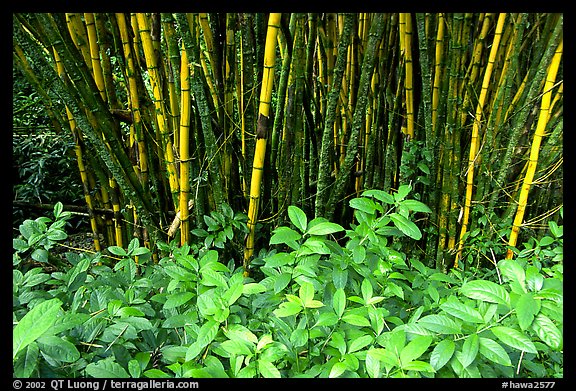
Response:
[12,190,563,378]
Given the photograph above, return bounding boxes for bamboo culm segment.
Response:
[244,13,282,271]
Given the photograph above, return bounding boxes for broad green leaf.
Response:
[128,359,141,378]
[362,189,395,204]
[342,313,371,327]
[13,342,39,378]
[143,369,172,378]
[47,230,67,241]
[548,220,562,238]
[13,238,29,252]
[333,288,346,318]
[224,324,259,345]
[164,292,195,310]
[314,311,339,328]
[13,298,62,359]
[197,320,220,347]
[329,332,347,356]
[290,327,308,347]
[54,201,64,219]
[223,282,244,306]
[430,339,455,371]
[460,280,510,307]
[417,314,461,334]
[274,273,292,293]
[353,245,366,263]
[365,350,381,378]
[367,347,398,368]
[478,337,512,367]
[199,249,219,267]
[306,222,345,236]
[389,213,422,240]
[402,360,435,373]
[85,357,130,378]
[265,252,294,268]
[349,197,379,214]
[361,279,373,303]
[394,184,412,202]
[440,297,485,323]
[400,335,433,366]
[200,268,228,288]
[108,246,127,257]
[36,335,80,363]
[242,282,267,295]
[498,259,527,292]
[348,335,374,353]
[186,342,203,362]
[515,293,540,330]
[256,334,274,352]
[22,273,50,288]
[219,339,253,356]
[525,266,544,292]
[258,359,281,378]
[273,301,302,317]
[301,237,332,255]
[329,361,348,378]
[298,281,315,305]
[31,248,48,263]
[107,300,121,316]
[288,205,307,233]
[401,199,432,214]
[384,281,404,300]
[531,314,562,350]
[270,226,301,245]
[117,307,145,319]
[305,300,324,309]
[460,334,479,368]
[491,326,538,354]
[131,247,151,256]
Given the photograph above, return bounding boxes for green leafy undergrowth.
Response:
[12,189,563,378]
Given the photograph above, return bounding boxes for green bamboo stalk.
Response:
[314,13,354,218]
[325,14,386,222]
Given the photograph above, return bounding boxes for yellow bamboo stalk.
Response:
[455,13,507,268]
[506,38,562,259]
[136,13,180,209]
[400,13,414,139]
[84,13,106,100]
[431,13,445,134]
[85,13,124,247]
[53,48,101,252]
[244,13,282,272]
[116,13,148,186]
[179,45,191,245]
[65,13,92,73]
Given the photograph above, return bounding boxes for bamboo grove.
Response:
[13,13,563,272]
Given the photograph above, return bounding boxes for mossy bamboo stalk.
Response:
[326,14,385,221]
[314,14,354,218]
[51,47,102,251]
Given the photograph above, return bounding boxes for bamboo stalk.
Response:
[244,13,282,272]
[506,38,562,259]
[455,13,507,268]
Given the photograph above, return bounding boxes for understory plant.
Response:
[12,188,563,378]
